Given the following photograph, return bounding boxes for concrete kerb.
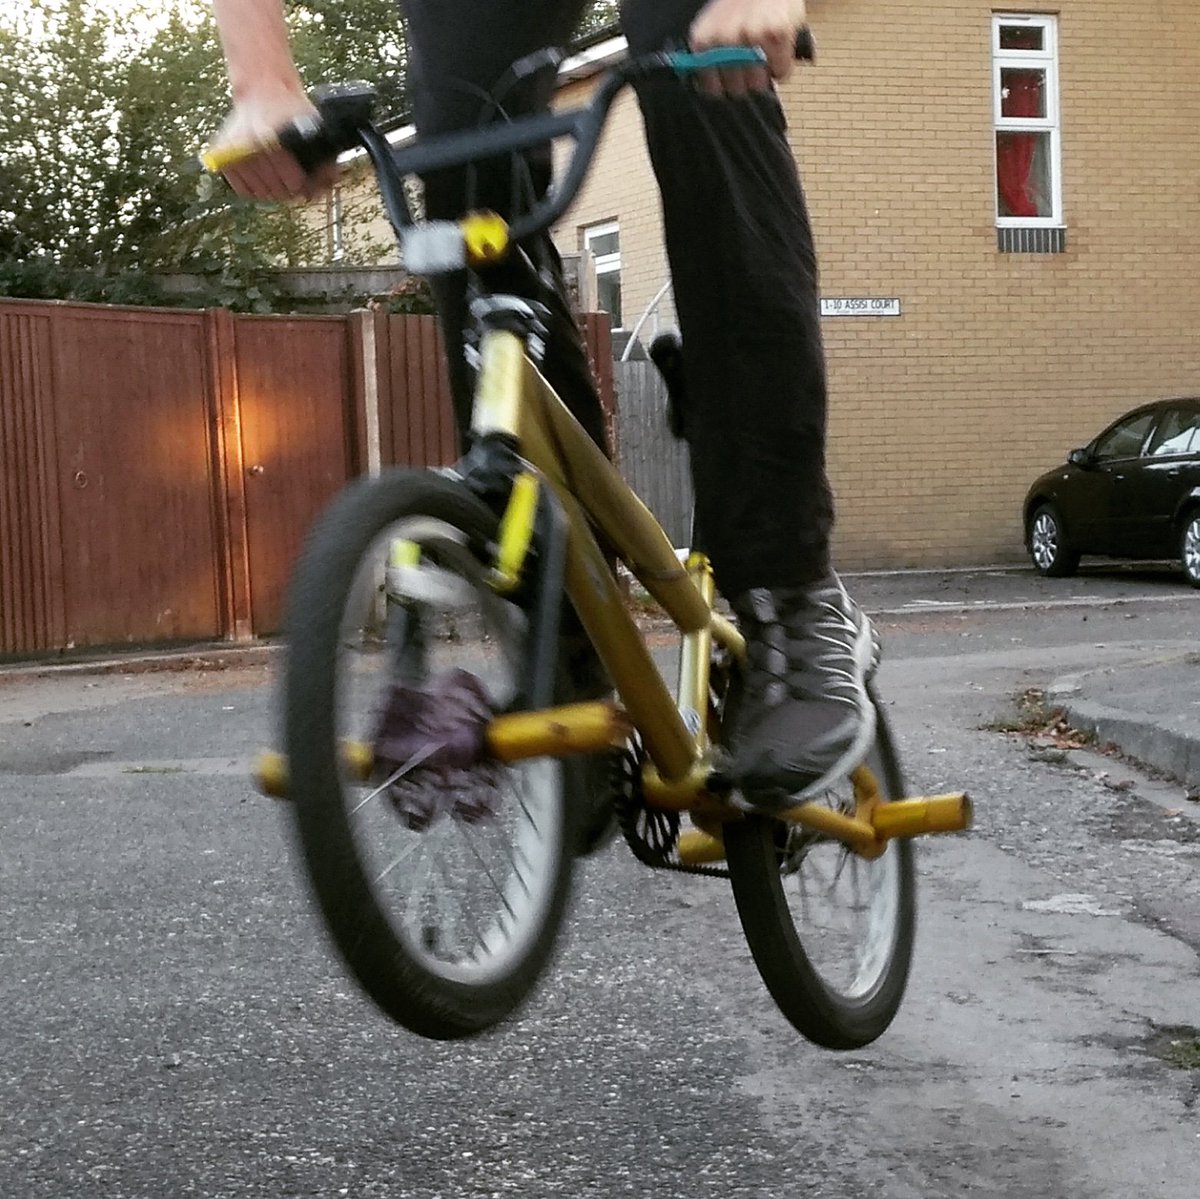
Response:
[1047,674,1200,796]
[0,642,281,681]
[0,594,689,683]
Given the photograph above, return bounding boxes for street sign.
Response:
[820,297,902,317]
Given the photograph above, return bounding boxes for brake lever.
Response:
[280,81,377,173]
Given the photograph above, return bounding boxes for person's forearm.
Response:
[211,0,305,102]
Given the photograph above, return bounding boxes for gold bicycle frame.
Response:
[254,318,970,854]
[251,171,970,852]
[472,330,726,782]
[468,325,972,856]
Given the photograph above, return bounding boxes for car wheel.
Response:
[1180,510,1200,589]
[1028,504,1080,577]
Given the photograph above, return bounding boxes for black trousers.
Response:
[400,0,833,597]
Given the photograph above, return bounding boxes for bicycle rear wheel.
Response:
[283,469,576,1039]
[724,702,916,1049]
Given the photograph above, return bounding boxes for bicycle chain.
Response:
[611,742,730,880]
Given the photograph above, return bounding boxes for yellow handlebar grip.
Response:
[199,138,279,175]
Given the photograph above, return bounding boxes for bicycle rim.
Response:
[725,706,915,1049]
[346,518,564,980]
[285,472,574,1036]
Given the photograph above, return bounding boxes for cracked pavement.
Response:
[1,567,1198,1197]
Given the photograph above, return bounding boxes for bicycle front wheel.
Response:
[724,702,916,1049]
[283,469,576,1040]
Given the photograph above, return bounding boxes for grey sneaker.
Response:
[729,575,880,809]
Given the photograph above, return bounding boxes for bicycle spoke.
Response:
[370,819,423,884]
[829,845,852,891]
[804,849,835,896]
[399,838,433,921]
[510,767,542,834]
[794,865,810,924]
[488,812,534,898]
[349,748,437,816]
[431,847,488,957]
[455,820,520,922]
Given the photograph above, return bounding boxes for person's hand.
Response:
[689,0,808,98]
[206,88,339,201]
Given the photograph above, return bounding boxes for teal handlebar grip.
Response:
[664,47,768,74]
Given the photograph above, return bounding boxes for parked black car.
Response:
[1023,398,1200,587]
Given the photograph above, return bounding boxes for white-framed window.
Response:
[583,221,622,328]
[993,14,1062,228]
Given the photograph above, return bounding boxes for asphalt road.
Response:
[2,566,1198,1198]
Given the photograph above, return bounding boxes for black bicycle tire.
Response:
[724,702,917,1049]
[283,468,577,1039]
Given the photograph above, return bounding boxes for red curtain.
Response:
[996,70,1043,218]
[1001,28,1042,51]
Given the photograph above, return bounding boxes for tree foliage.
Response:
[0,0,326,309]
[287,0,410,122]
[0,0,623,309]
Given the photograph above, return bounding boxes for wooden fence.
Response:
[612,360,693,549]
[0,298,614,657]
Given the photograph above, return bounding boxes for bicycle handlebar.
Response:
[278,32,817,268]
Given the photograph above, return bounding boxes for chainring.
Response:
[612,739,679,867]
[612,738,731,878]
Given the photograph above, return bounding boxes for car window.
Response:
[1092,411,1155,460]
[1147,406,1200,456]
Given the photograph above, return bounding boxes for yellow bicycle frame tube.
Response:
[470,329,731,783]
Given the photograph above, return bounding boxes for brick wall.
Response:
[555,0,1200,569]
[553,83,677,336]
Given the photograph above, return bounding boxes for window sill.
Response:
[997,226,1067,254]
